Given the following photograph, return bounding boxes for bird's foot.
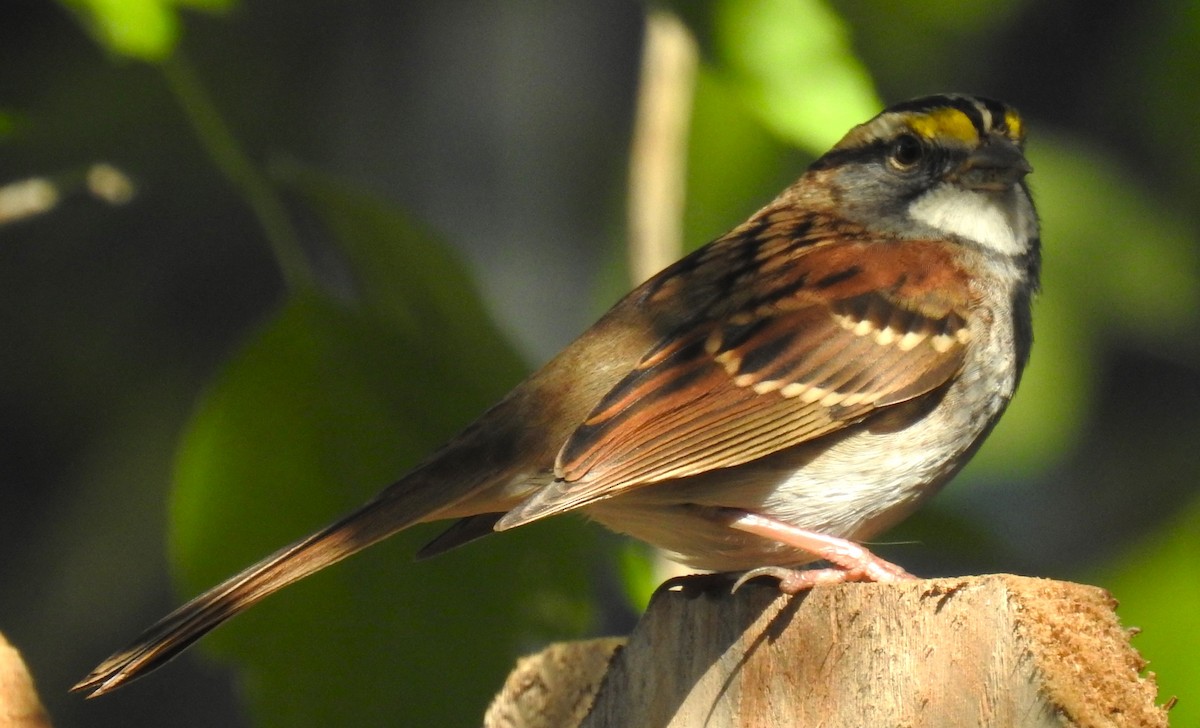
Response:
[726,510,916,594]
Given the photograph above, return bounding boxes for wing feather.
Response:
[496,228,975,530]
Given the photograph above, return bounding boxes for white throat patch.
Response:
[908,184,1029,256]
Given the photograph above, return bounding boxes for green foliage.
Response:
[0,111,18,141]
[59,0,234,61]
[275,163,530,383]
[617,542,660,612]
[829,0,1031,92]
[1121,1,1200,194]
[170,172,595,725]
[705,0,879,152]
[670,0,879,159]
[1095,495,1200,726]
[682,68,803,247]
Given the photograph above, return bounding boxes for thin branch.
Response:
[626,8,698,286]
[161,53,314,291]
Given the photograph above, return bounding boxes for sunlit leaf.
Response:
[58,0,234,61]
[717,0,879,150]
[60,0,179,60]
[679,0,879,153]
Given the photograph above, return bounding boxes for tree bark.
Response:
[485,574,1168,728]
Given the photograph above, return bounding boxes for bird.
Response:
[74,93,1040,697]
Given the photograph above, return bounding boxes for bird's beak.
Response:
[954,139,1032,192]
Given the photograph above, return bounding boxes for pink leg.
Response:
[726,511,917,594]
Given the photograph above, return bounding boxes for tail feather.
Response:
[72,493,429,698]
[413,513,504,560]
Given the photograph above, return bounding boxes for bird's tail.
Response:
[72,490,430,698]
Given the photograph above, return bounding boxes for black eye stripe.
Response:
[808,140,893,171]
[810,137,933,172]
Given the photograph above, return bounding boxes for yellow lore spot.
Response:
[1004,109,1024,141]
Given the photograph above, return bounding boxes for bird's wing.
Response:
[497,234,974,528]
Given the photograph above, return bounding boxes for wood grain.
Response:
[486,575,1168,728]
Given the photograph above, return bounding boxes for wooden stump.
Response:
[485,574,1168,728]
[0,632,51,728]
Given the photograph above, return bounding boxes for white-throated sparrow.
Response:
[75,93,1040,696]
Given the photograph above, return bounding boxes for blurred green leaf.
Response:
[1124,1,1200,194]
[681,67,808,249]
[60,0,178,60]
[170,176,596,725]
[0,111,18,141]
[674,0,879,154]
[617,541,659,612]
[963,277,1095,480]
[1032,136,1200,342]
[275,162,527,392]
[59,0,234,61]
[711,0,880,152]
[1094,494,1200,727]
[827,0,1030,92]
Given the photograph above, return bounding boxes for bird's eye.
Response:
[888,134,923,170]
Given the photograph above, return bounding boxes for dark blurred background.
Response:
[1,1,1197,726]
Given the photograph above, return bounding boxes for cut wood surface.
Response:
[485,574,1168,728]
[0,632,51,728]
